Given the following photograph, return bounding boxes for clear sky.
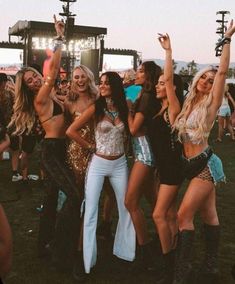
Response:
[0,0,235,64]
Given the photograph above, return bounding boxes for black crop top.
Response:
[41,100,64,124]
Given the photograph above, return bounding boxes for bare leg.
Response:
[153,184,178,253]
[217,116,224,141]
[225,116,235,140]
[125,161,152,245]
[20,151,29,180]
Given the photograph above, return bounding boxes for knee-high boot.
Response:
[156,249,175,284]
[197,224,220,282]
[173,230,194,284]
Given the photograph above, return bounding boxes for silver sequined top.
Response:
[95,120,125,156]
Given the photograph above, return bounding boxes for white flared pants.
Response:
[83,154,136,273]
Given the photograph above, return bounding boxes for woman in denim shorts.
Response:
[125,61,161,269]
[172,21,235,283]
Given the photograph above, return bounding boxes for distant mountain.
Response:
[144,58,235,73]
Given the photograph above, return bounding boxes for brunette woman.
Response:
[125,61,161,268]
[66,71,135,274]
[149,34,184,283]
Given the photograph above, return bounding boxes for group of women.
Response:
[2,14,235,284]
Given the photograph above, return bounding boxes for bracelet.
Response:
[54,35,66,43]
[215,37,231,51]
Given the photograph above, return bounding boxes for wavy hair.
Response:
[8,67,42,135]
[174,66,217,142]
[95,71,129,132]
[68,65,98,101]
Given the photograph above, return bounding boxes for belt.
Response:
[183,147,213,162]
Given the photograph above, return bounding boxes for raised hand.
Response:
[225,19,235,38]
[54,15,65,37]
[158,33,171,51]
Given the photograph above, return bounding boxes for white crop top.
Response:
[95,120,125,156]
[180,109,210,145]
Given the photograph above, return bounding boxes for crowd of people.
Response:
[0,15,235,284]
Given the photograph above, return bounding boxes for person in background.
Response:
[0,73,22,182]
[123,69,142,103]
[8,66,45,187]
[216,83,235,142]
[173,20,235,284]
[66,71,136,275]
[59,79,70,97]
[0,107,10,155]
[125,61,161,270]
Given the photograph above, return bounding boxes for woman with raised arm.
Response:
[66,71,135,275]
[33,16,80,269]
[172,21,235,284]
[148,34,184,284]
[125,61,161,269]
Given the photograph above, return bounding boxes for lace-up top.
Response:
[95,120,125,156]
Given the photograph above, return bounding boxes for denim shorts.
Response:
[182,147,225,184]
[218,106,231,117]
[132,135,155,167]
[207,154,226,184]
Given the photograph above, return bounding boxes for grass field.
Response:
[0,125,235,284]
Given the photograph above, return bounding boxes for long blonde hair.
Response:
[68,65,98,102]
[8,67,42,135]
[174,66,217,142]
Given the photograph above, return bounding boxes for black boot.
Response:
[73,251,86,282]
[197,224,220,283]
[131,241,161,273]
[156,250,175,284]
[173,230,194,284]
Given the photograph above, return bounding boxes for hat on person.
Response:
[0,73,7,83]
[123,69,136,84]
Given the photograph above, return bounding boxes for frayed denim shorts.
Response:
[207,153,226,184]
[132,135,155,167]
[182,147,225,184]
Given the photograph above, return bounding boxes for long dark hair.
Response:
[95,72,129,131]
[141,61,162,93]
[173,74,184,107]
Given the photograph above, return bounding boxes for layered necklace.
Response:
[104,97,119,122]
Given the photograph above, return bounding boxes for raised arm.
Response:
[209,20,235,118]
[34,15,65,110]
[66,104,96,151]
[158,33,181,123]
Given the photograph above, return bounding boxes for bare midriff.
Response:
[183,141,209,159]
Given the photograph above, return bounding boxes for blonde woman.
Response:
[8,66,44,184]
[172,21,235,283]
[66,65,97,188]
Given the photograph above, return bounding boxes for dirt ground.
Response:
[0,128,235,284]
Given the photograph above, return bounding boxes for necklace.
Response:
[104,108,119,121]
